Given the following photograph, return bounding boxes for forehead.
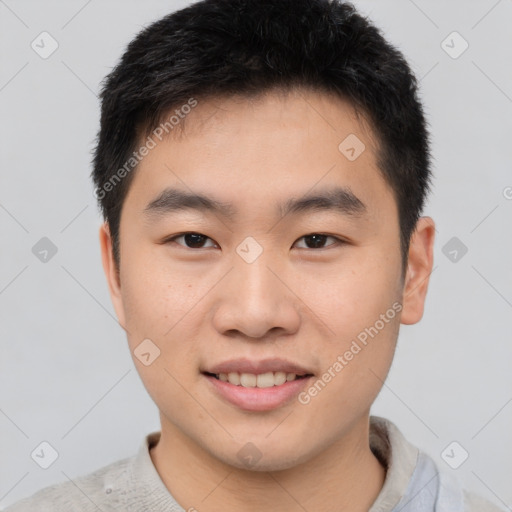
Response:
[122,89,396,227]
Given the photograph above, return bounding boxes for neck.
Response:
[149,414,386,512]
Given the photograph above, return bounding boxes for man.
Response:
[5,0,504,510]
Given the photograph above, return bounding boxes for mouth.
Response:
[202,371,313,388]
[201,365,315,411]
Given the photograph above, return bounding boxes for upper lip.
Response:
[203,358,314,376]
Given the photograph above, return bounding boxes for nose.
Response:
[211,248,301,340]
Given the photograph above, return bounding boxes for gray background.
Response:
[1,0,511,509]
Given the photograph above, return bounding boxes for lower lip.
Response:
[203,373,313,412]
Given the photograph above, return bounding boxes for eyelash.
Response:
[163,232,346,251]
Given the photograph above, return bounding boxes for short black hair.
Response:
[91,0,432,279]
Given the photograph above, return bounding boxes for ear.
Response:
[98,222,127,331]
[400,216,436,325]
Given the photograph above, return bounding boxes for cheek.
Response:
[119,265,204,416]
[119,257,209,376]
[297,256,398,330]
[299,316,399,433]
[120,274,166,343]
[119,250,191,337]
[296,261,400,406]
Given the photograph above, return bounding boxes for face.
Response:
[100,88,434,471]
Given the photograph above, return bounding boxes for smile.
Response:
[206,371,310,387]
[202,371,314,411]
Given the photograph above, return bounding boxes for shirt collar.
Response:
[369,416,420,512]
[127,416,420,511]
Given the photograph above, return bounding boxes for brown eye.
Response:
[294,234,341,249]
[166,232,216,249]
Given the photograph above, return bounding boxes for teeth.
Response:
[228,372,240,385]
[240,373,256,387]
[215,371,304,387]
[256,372,274,388]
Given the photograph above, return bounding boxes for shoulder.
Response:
[463,490,507,512]
[369,416,507,512]
[3,455,134,512]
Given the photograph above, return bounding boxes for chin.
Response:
[249,457,309,472]
[210,442,314,473]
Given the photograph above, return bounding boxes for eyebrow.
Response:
[143,186,368,222]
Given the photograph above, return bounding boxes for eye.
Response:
[294,233,343,250]
[165,232,217,249]
[164,232,344,250]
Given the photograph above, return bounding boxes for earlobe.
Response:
[400,217,436,325]
[98,222,127,330]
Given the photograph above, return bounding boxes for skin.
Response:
[99,88,435,512]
